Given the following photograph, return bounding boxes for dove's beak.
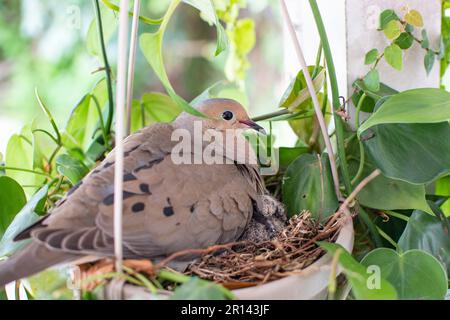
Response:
[239,120,267,135]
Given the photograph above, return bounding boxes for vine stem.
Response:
[126,0,141,136]
[279,0,341,198]
[309,0,382,246]
[351,93,366,185]
[308,0,352,195]
[93,0,114,138]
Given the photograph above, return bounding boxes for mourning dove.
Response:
[0,98,273,287]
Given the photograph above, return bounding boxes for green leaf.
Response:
[358,88,450,133]
[384,44,403,70]
[0,176,26,238]
[282,153,338,220]
[56,154,89,185]
[383,20,402,40]
[361,248,448,299]
[424,50,435,75]
[398,209,450,275]
[279,66,325,111]
[435,176,450,216]
[28,267,74,300]
[347,139,431,213]
[139,0,205,118]
[352,80,398,113]
[233,18,255,56]
[170,277,231,300]
[361,122,450,184]
[404,9,424,28]
[182,0,228,56]
[379,9,399,30]
[86,4,117,57]
[0,186,48,257]
[421,29,429,49]
[278,146,309,168]
[5,132,39,193]
[363,69,380,92]
[130,92,181,133]
[394,32,414,50]
[319,242,397,300]
[364,48,379,65]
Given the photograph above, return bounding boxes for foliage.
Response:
[0,0,448,301]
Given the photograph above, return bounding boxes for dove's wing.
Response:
[25,123,263,259]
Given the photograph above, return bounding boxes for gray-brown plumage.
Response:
[0,98,269,287]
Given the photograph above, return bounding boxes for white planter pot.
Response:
[99,216,354,300]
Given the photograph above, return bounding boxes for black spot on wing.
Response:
[163,206,174,217]
[134,158,164,172]
[123,172,137,181]
[190,202,197,213]
[139,183,151,194]
[124,144,139,157]
[102,191,139,206]
[132,202,145,213]
[103,161,114,169]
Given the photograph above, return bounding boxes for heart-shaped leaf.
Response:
[361,122,450,184]
[319,242,397,300]
[0,186,48,257]
[379,9,399,30]
[383,20,402,40]
[424,50,435,75]
[358,88,450,133]
[0,176,26,238]
[56,154,89,185]
[86,4,117,57]
[282,153,338,220]
[364,49,379,65]
[384,44,403,70]
[170,277,232,300]
[395,32,414,49]
[279,66,325,111]
[363,69,380,92]
[398,210,450,275]
[361,248,448,299]
[404,9,424,28]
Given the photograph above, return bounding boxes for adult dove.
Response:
[0,98,271,287]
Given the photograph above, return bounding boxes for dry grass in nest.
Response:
[183,210,347,289]
[77,210,349,292]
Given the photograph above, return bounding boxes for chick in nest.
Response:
[239,195,288,242]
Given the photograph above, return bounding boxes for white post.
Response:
[114,0,130,273]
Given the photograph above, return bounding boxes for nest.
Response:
[184,210,345,288]
[77,210,348,293]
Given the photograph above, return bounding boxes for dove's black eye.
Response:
[221,110,234,121]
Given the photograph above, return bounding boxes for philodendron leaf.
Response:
[361,248,448,299]
[364,49,379,65]
[0,186,48,257]
[435,176,450,216]
[170,277,232,300]
[139,0,205,118]
[279,66,325,112]
[56,154,89,185]
[404,9,423,28]
[358,88,450,133]
[86,4,117,57]
[282,153,338,220]
[130,92,181,133]
[383,20,402,40]
[398,209,450,275]
[363,69,380,92]
[361,122,450,184]
[424,50,435,75]
[347,138,432,213]
[182,0,227,56]
[0,176,26,238]
[319,242,397,300]
[379,9,399,30]
[384,44,403,70]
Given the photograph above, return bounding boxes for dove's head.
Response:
[174,98,265,134]
[173,98,265,165]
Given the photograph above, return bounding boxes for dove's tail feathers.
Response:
[0,242,78,288]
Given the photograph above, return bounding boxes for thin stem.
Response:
[384,210,410,222]
[126,0,141,136]
[0,166,50,177]
[351,93,366,185]
[376,226,399,250]
[32,129,59,146]
[35,88,62,144]
[100,0,163,25]
[309,0,352,195]
[251,108,290,122]
[312,42,323,78]
[90,94,108,146]
[280,0,341,197]
[93,0,114,138]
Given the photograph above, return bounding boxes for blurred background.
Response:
[0,0,287,154]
